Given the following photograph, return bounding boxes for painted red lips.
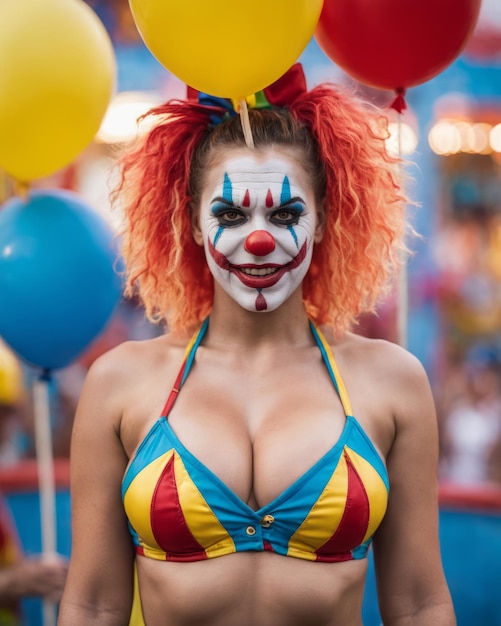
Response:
[208,239,308,289]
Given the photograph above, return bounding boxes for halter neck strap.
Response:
[161,317,352,418]
[160,318,209,417]
[309,321,353,417]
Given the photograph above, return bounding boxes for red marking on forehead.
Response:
[265,189,274,208]
[242,189,250,207]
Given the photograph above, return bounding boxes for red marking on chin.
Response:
[265,189,274,208]
[255,292,267,311]
[242,189,250,207]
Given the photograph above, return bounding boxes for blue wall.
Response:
[363,507,501,625]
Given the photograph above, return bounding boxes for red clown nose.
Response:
[244,230,276,256]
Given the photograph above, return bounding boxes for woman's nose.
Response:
[244,230,276,256]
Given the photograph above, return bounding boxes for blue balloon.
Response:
[0,189,122,369]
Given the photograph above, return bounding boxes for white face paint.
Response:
[195,147,321,313]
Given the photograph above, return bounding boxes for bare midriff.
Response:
[136,551,368,626]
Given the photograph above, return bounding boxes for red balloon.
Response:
[315,0,482,91]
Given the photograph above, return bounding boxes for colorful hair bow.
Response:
[187,63,307,128]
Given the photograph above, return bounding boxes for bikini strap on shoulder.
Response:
[161,318,210,417]
[309,321,353,417]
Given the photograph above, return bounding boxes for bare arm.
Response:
[58,351,135,626]
[0,556,67,604]
[373,348,455,626]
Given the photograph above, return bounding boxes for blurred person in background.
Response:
[0,341,68,623]
[440,349,501,486]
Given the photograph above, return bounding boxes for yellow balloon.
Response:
[0,0,116,182]
[129,0,323,99]
[0,341,23,406]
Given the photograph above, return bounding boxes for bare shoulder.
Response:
[76,331,189,434]
[85,331,187,388]
[331,330,430,392]
[325,330,436,447]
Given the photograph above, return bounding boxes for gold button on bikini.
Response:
[260,514,275,528]
[246,526,256,536]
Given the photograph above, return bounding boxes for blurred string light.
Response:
[386,121,418,156]
[99,92,422,156]
[428,119,501,156]
[96,91,163,144]
[491,123,501,152]
[381,105,419,157]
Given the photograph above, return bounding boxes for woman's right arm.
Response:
[58,351,135,625]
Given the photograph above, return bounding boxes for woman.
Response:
[58,65,455,625]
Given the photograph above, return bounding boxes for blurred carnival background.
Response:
[0,0,500,624]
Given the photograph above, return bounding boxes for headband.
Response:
[186,63,307,128]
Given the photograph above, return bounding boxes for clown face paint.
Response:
[195,148,321,313]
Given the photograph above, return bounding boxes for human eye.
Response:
[219,209,246,226]
[211,201,246,227]
[270,205,303,226]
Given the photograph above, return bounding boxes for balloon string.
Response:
[390,87,407,114]
[238,99,254,150]
[390,95,408,349]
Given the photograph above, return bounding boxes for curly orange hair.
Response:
[113,83,408,335]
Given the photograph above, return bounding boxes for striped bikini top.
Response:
[122,319,389,563]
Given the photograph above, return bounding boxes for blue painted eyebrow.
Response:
[210,197,305,214]
[210,198,237,215]
[277,198,305,212]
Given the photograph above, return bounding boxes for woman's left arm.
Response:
[373,348,456,626]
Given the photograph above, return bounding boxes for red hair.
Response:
[113,84,408,336]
